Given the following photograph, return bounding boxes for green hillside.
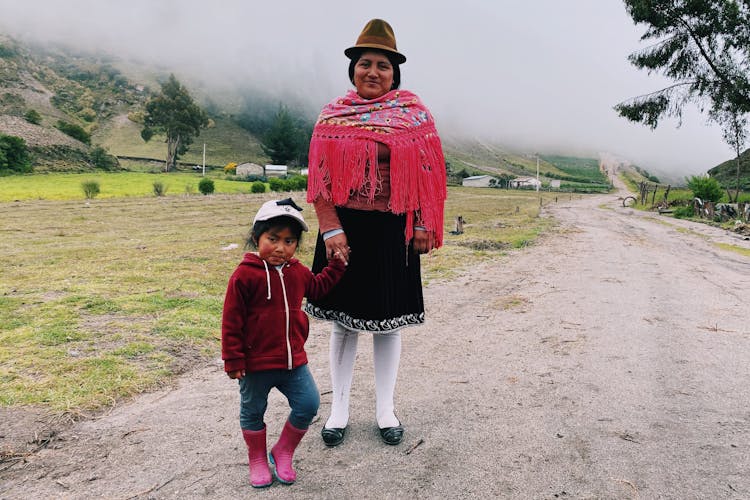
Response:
[707,148,750,191]
[94,113,266,168]
[0,33,271,172]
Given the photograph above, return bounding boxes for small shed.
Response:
[236,162,264,176]
[509,176,542,189]
[462,175,494,187]
[265,164,288,177]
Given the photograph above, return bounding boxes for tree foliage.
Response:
[261,105,307,165]
[616,1,750,128]
[718,110,748,201]
[0,134,32,173]
[141,74,208,172]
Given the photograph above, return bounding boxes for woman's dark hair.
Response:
[245,216,304,250]
[348,49,401,90]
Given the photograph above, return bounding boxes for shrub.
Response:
[198,178,215,195]
[24,109,42,125]
[0,134,32,173]
[89,146,119,170]
[77,108,97,122]
[251,180,266,193]
[127,110,144,123]
[224,162,238,174]
[287,175,308,191]
[672,205,694,219]
[81,180,100,199]
[687,175,723,203]
[153,181,167,197]
[56,120,91,145]
[268,177,286,192]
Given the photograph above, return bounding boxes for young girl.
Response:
[222,198,346,487]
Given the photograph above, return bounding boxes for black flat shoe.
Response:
[321,426,347,447]
[379,424,404,445]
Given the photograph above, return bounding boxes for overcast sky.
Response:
[0,0,733,177]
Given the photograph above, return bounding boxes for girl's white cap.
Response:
[253,198,309,231]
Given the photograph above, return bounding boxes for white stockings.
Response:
[325,322,401,429]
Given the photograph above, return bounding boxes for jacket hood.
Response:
[239,252,300,301]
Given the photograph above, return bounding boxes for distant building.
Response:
[549,179,561,188]
[509,176,542,189]
[300,168,309,176]
[265,164,288,177]
[462,175,495,187]
[236,162,264,176]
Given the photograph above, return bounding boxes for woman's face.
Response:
[353,51,394,99]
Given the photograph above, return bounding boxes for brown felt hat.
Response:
[345,19,406,64]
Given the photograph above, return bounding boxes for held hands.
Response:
[412,229,436,254]
[325,233,350,265]
[227,369,245,380]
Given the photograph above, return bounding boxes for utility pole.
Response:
[202,143,206,177]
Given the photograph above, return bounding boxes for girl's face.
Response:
[353,50,394,99]
[256,226,299,266]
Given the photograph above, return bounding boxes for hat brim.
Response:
[345,45,406,64]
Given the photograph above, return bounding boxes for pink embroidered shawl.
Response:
[307,89,447,247]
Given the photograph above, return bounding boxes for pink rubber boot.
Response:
[242,427,273,488]
[269,420,307,484]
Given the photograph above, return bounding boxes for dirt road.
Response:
[2,189,749,499]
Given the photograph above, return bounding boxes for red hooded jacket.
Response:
[221,253,345,373]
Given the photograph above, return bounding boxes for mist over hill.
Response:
[0,32,740,186]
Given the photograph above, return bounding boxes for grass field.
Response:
[0,172,261,201]
[1,178,560,414]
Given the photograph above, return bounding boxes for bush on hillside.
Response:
[56,120,91,145]
[198,178,215,195]
[0,134,32,174]
[24,109,42,125]
[89,146,119,170]
[687,175,723,203]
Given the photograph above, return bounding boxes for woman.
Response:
[305,19,446,446]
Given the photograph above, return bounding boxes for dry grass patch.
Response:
[1,184,566,413]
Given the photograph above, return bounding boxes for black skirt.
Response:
[304,207,424,332]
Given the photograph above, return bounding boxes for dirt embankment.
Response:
[1,189,749,499]
[0,115,86,149]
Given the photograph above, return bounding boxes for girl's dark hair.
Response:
[245,216,304,250]
[348,49,401,90]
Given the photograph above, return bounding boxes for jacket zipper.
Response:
[277,267,292,370]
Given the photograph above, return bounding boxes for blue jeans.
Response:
[238,364,320,431]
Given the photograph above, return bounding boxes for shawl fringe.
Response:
[307,91,447,247]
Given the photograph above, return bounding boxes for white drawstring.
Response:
[263,260,271,299]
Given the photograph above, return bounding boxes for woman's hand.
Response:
[412,229,435,254]
[227,369,245,380]
[325,233,351,265]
